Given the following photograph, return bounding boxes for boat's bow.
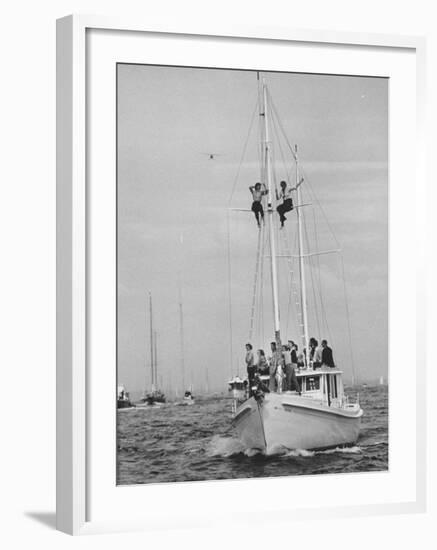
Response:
[233,390,362,453]
[232,397,267,452]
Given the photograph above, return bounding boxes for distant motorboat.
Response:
[117,385,134,409]
[142,389,166,406]
[183,390,195,405]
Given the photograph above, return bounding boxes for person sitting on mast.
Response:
[275,178,304,228]
[249,182,268,227]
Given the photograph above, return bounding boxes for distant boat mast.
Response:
[148,291,155,392]
[178,233,186,392]
[154,329,158,390]
[179,285,185,392]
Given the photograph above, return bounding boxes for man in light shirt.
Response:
[249,182,268,227]
[275,178,304,228]
[313,341,323,369]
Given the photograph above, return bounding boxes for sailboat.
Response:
[174,289,194,406]
[141,292,166,405]
[231,78,363,453]
[177,237,195,406]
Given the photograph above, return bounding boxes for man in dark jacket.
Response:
[321,339,335,368]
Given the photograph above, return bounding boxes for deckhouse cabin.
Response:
[258,366,352,408]
[296,367,345,407]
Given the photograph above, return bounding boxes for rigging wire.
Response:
[339,254,357,384]
[227,100,259,207]
[282,228,301,342]
[226,98,259,377]
[269,97,297,163]
[298,166,356,381]
[249,225,264,342]
[301,204,322,340]
[269,92,309,345]
[268,93,353,376]
[226,211,235,378]
[227,83,356,383]
[258,224,268,348]
[299,186,322,339]
[311,200,334,346]
[269,95,294,184]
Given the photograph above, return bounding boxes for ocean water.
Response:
[117,385,388,485]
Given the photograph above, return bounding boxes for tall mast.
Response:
[178,234,186,391]
[295,145,309,364]
[178,282,186,392]
[262,81,281,347]
[154,330,158,389]
[149,292,155,390]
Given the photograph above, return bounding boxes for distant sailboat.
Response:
[177,235,195,406]
[179,297,194,406]
[142,292,166,405]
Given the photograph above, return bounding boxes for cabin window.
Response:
[306,376,320,391]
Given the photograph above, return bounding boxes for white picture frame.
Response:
[56,14,427,535]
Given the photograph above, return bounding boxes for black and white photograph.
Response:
[116,64,388,485]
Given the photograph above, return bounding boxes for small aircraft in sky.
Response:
[201,152,223,160]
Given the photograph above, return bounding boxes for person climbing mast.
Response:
[275,177,304,228]
[249,182,268,227]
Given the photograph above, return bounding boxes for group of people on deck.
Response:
[245,338,335,395]
[249,178,304,229]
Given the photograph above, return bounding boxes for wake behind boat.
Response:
[229,77,362,453]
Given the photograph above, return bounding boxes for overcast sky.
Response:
[117,64,388,396]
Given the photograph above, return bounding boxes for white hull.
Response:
[233,392,362,453]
